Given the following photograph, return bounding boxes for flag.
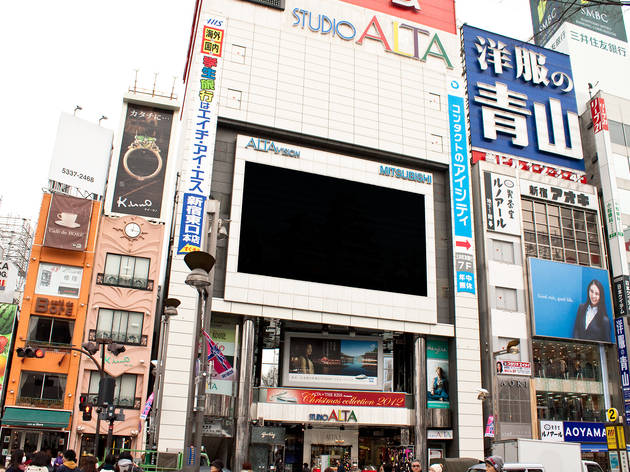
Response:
[202,329,234,379]
[140,392,154,420]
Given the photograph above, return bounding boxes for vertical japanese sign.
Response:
[176,14,226,254]
[462,24,583,171]
[447,78,475,294]
[0,304,17,396]
[591,98,609,133]
[614,276,630,317]
[614,317,630,425]
[484,172,521,235]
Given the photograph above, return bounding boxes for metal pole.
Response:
[94,342,106,459]
[151,313,171,449]
[233,318,255,472]
[413,337,427,469]
[106,418,115,458]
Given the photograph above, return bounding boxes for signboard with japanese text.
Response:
[462,25,584,171]
[484,172,521,235]
[530,0,627,47]
[448,78,475,294]
[591,98,609,133]
[0,262,18,303]
[613,276,630,317]
[519,179,598,211]
[0,304,17,396]
[496,360,531,376]
[109,103,174,220]
[614,317,630,425]
[44,194,92,251]
[265,388,405,408]
[540,420,564,441]
[176,13,225,255]
[48,113,113,196]
[35,263,83,299]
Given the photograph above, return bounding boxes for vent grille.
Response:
[243,0,285,10]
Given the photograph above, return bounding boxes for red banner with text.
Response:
[266,388,406,408]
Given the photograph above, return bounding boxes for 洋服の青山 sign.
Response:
[292,8,453,68]
[309,410,358,422]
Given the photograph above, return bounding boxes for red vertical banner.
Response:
[590,98,609,134]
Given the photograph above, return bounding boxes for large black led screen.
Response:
[238,161,427,296]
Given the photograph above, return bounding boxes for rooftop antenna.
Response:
[132,69,139,93]
[73,105,83,116]
[170,76,177,99]
[588,81,599,98]
[98,115,108,126]
[152,73,159,97]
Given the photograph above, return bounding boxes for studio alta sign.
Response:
[309,409,358,422]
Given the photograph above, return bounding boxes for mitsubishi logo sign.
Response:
[392,0,420,10]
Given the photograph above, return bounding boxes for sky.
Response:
[0,0,625,228]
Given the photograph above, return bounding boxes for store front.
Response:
[79,434,132,458]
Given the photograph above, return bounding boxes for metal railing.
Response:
[16,396,65,409]
[82,393,142,409]
[96,273,154,291]
[88,330,148,346]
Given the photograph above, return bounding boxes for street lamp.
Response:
[149,297,181,450]
[493,339,520,357]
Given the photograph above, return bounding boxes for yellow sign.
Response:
[617,426,626,450]
[608,408,619,423]
[608,426,618,450]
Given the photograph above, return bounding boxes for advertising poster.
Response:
[283,334,381,390]
[0,304,17,395]
[427,339,450,409]
[0,261,18,303]
[462,25,583,171]
[48,113,113,196]
[530,0,627,46]
[207,319,236,396]
[44,194,92,251]
[496,360,531,376]
[110,104,174,219]
[484,172,521,235]
[266,388,405,407]
[530,258,614,342]
[35,263,83,298]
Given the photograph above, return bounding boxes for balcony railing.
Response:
[88,330,148,346]
[82,393,142,409]
[16,396,65,409]
[96,273,154,291]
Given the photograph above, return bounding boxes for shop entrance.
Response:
[311,445,351,470]
[1,429,68,457]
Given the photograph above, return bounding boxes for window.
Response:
[609,120,630,147]
[103,254,150,289]
[496,286,518,311]
[232,45,246,64]
[35,263,83,298]
[27,316,74,345]
[96,309,143,345]
[19,372,66,402]
[427,92,441,110]
[88,373,138,408]
[429,134,443,152]
[521,199,602,267]
[492,239,515,263]
[260,348,279,387]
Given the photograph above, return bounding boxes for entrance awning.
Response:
[1,407,71,428]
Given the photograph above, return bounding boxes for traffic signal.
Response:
[79,394,88,412]
[82,404,93,421]
[105,404,116,420]
[107,343,126,356]
[16,346,44,358]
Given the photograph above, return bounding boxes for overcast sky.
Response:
[0,0,625,227]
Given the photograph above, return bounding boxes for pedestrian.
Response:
[210,461,223,472]
[53,454,64,472]
[26,453,51,472]
[6,450,25,472]
[428,465,442,472]
[302,463,310,472]
[57,451,80,472]
[98,456,116,472]
[116,452,141,472]
[78,456,97,472]
[485,456,504,472]
[411,461,422,472]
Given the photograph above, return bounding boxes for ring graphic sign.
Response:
[44,194,92,251]
[110,103,174,220]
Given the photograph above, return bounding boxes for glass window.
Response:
[27,316,74,345]
[35,263,83,298]
[102,254,150,289]
[88,373,137,408]
[609,120,626,146]
[19,372,66,401]
[96,309,143,344]
[492,240,515,264]
[260,348,279,387]
[496,286,518,311]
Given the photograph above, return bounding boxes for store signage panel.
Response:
[176,13,225,254]
[613,276,630,317]
[245,137,300,158]
[251,426,285,444]
[529,258,614,343]
[448,78,475,295]
[520,179,597,211]
[563,421,606,443]
[44,194,92,251]
[591,98,609,134]
[484,172,521,235]
[427,429,453,440]
[462,25,583,171]
[540,420,564,441]
[34,297,74,316]
[282,333,383,390]
[0,261,18,303]
[614,317,630,425]
[35,263,83,299]
[308,409,358,422]
[496,360,531,376]
[336,0,456,34]
[530,0,627,46]
[266,388,406,407]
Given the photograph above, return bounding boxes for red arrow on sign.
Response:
[456,240,471,250]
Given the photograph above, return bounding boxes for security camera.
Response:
[476,388,489,401]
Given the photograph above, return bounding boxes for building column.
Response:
[414,336,427,468]
[233,317,255,471]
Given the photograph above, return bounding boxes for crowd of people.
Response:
[2,450,143,472]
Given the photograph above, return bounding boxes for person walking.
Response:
[57,451,80,472]
[485,456,503,472]
[98,456,116,472]
[7,450,25,472]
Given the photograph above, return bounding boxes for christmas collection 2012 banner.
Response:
[266,388,405,408]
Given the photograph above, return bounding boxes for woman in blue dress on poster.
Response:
[573,279,611,342]
[427,366,449,401]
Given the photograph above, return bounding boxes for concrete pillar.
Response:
[233,318,255,471]
[414,336,427,468]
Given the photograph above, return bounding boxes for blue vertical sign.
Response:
[615,317,630,424]
[448,78,475,295]
[177,193,207,254]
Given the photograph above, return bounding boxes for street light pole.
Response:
[94,342,106,459]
